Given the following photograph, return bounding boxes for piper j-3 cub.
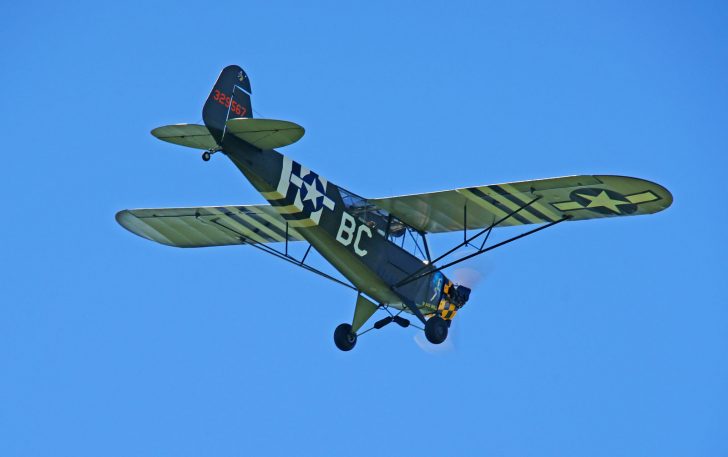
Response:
[116,65,673,351]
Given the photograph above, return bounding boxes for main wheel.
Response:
[424,316,449,344]
[202,151,211,161]
[333,323,357,351]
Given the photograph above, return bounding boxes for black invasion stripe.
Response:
[235,210,287,241]
[281,212,308,221]
[240,209,291,240]
[490,185,554,222]
[224,212,277,243]
[466,188,531,225]
[267,198,289,207]
[292,161,301,175]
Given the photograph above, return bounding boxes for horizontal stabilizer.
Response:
[151,124,217,150]
[225,118,304,150]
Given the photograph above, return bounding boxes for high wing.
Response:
[116,204,304,248]
[370,175,672,233]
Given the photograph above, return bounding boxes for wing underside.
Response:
[370,175,672,233]
[116,204,304,248]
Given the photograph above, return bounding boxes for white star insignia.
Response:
[303,180,323,203]
[577,190,631,214]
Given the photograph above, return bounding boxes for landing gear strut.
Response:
[424,316,449,344]
[333,323,357,351]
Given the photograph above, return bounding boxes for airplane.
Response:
[116,65,673,351]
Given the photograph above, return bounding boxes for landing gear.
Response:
[202,148,219,162]
[424,316,449,344]
[333,323,357,351]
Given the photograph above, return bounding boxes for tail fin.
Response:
[202,65,253,144]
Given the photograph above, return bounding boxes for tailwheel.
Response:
[333,323,357,351]
[202,148,220,161]
[424,316,449,344]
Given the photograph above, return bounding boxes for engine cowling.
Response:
[436,280,471,320]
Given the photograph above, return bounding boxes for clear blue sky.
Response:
[2,1,727,455]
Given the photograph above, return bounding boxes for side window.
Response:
[386,217,428,261]
[339,187,429,261]
[340,188,388,237]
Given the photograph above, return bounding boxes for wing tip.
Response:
[115,209,132,228]
[115,209,178,247]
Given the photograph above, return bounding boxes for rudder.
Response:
[202,65,253,144]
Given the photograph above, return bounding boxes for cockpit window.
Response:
[339,187,429,261]
[339,187,389,236]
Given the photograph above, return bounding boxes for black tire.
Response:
[202,151,211,161]
[424,316,449,344]
[333,323,357,351]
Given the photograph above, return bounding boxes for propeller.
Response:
[414,330,455,353]
[451,266,484,290]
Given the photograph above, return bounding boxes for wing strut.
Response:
[393,196,572,289]
[420,231,432,263]
[404,216,571,288]
[205,218,357,291]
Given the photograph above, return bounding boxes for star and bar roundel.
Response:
[261,157,336,228]
[552,188,660,216]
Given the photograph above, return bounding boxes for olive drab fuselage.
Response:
[220,133,446,314]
